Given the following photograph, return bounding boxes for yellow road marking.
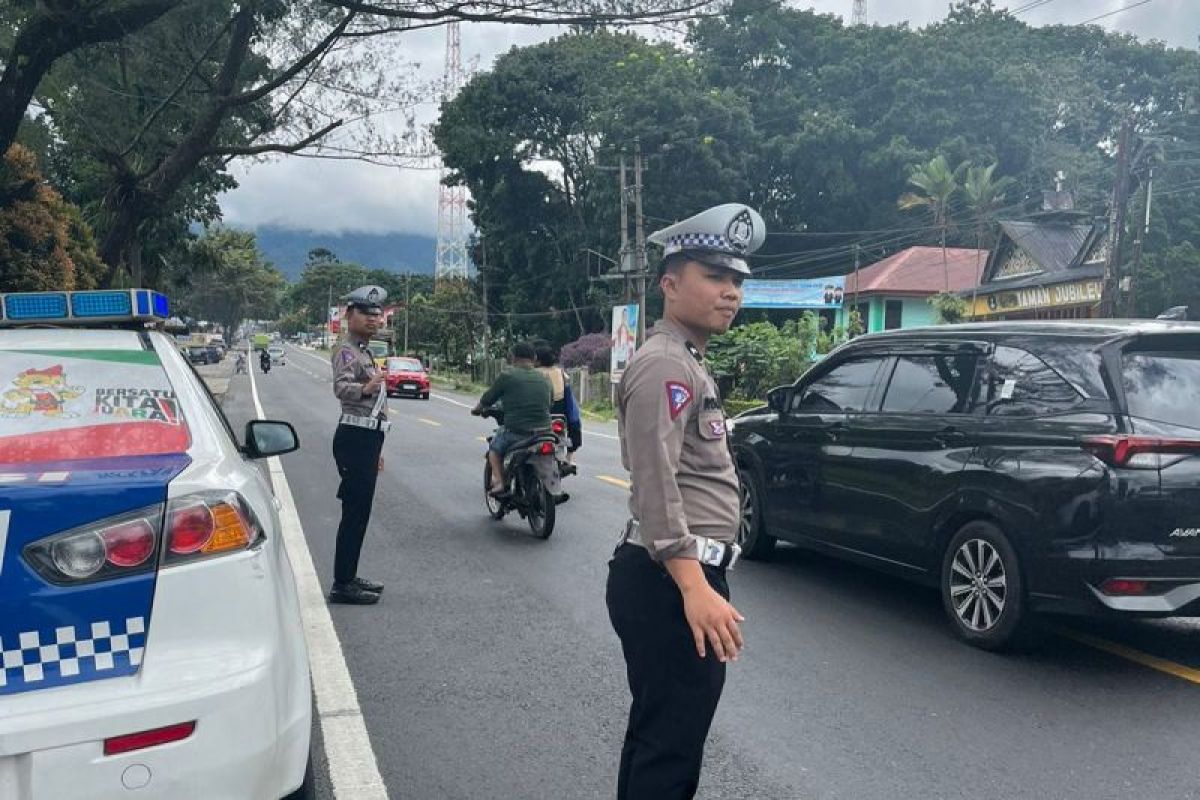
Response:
[597,475,631,490]
[418,418,442,427]
[1058,628,1200,686]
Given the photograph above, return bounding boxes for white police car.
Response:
[0,290,312,799]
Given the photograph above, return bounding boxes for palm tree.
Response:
[898,155,968,291]
[962,163,1015,318]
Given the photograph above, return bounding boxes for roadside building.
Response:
[836,246,988,333]
[968,192,1108,320]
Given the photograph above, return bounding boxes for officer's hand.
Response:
[364,372,385,394]
[681,584,745,663]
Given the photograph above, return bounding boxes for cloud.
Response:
[219,3,1199,236]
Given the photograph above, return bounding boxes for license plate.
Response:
[403,383,417,390]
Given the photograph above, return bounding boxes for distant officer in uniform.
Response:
[329,285,390,605]
[607,203,765,799]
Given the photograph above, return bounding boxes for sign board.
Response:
[610,304,639,384]
[741,277,846,309]
[974,278,1103,317]
[329,305,341,334]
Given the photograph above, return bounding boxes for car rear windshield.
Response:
[388,358,422,371]
[0,348,191,463]
[1123,349,1200,433]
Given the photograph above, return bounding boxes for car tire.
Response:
[737,467,775,559]
[940,520,1036,651]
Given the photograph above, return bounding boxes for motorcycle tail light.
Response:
[551,419,565,435]
[538,442,555,456]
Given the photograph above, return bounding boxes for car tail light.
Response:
[538,441,555,456]
[551,419,566,435]
[1082,435,1200,469]
[1099,578,1150,596]
[24,504,164,585]
[164,492,263,565]
[104,721,196,756]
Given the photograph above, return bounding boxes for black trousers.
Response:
[606,543,729,800]
[332,424,385,585]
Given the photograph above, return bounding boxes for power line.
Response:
[1009,0,1061,16]
[1079,0,1155,26]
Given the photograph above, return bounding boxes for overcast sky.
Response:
[217,1,1200,237]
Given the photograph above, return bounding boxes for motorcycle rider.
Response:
[259,347,271,374]
[471,341,551,496]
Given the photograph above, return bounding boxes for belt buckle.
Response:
[380,420,392,433]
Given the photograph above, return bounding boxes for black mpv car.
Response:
[731,321,1200,650]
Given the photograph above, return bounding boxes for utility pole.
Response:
[619,153,632,305]
[1127,166,1154,316]
[633,138,648,346]
[480,239,490,357]
[403,273,411,353]
[326,283,333,348]
[1101,118,1133,318]
[851,242,861,333]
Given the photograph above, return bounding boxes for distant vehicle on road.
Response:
[385,356,429,399]
[0,290,313,800]
[733,320,1200,650]
[253,333,270,350]
[268,345,287,366]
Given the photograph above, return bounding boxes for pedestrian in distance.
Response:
[607,203,765,800]
[328,285,391,606]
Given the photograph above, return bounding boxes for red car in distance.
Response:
[385,356,431,400]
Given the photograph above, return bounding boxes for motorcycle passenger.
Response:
[471,341,552,496]
[534,343,582,467]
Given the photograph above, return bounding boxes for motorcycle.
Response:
[259,351,271,374]
[478,407,571,539]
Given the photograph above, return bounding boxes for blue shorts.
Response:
[488,427,531,456]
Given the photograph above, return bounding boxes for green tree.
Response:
[898,155,967,292]
[170,227,285,337]
[961,162,1014,313]
[0,144,105,291]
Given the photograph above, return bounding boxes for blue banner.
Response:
[741,277,847,309]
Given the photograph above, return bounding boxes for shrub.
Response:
[561,332,611,372]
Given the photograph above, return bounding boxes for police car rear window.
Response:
[0,348,190,463]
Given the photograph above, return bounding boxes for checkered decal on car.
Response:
[0,617,146,695]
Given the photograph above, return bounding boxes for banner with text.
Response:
[610,304,639,384]
[741,277,846,309]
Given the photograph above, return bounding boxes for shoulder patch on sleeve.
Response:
[339,348,356,366]
[665,381,693,420]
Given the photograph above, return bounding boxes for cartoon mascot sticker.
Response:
[1,365,85,418]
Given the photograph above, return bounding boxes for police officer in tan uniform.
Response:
[329,285,391,605]
[607,204,765,800]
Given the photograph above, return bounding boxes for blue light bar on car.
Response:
[0,289,169,327]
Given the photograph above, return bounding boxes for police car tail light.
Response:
[23,505,163,585]
[164,492,263,566]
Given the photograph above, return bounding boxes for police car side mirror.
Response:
[244,420,300,459]
[767,386,792,415]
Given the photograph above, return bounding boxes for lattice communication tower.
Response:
[436,22,470,281]
[851,0,866,26]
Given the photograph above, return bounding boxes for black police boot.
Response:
[353,577,384,594]
[328,582,380,605]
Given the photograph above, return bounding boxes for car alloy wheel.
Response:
[735,467,775,559]
[949,538,1007,632]
[738,482,755,547]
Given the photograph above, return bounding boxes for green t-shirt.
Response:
[480,366,552,433]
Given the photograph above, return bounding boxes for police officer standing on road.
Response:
[607,204,764,800]
[329,285,390,606]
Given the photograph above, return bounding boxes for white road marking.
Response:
[249,357,387,799]
[289,344,333,370]
[432,392,473,409]
[0,510,10,577]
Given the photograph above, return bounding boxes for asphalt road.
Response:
[225,345,1200,800]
